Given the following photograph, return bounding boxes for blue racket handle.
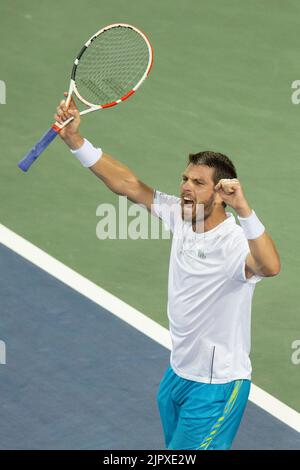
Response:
[18,125,60,172]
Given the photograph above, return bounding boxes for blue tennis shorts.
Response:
[157,366,251,450]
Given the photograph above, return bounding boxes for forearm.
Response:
[215,179,281,277]
[247,231,281,277]
[236,206,281,277]
[62,131,140,196]
[89,153,140,196]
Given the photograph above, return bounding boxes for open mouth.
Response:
[182,196,195,208]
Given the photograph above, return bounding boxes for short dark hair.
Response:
[188,151,237,208]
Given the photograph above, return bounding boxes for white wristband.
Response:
[70,138,103,167]
[237,210,265,240]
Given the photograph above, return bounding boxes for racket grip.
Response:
[18,125,60,172]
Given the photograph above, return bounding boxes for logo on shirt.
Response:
[197,249,206,259]
[180,246,207,259]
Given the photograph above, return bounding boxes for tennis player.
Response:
[55,97,281,450]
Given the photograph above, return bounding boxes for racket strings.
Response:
[75,26,150,105]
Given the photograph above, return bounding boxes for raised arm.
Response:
[55,94,154,210]
[215,178,281,278]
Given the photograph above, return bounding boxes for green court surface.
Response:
[0,0,299,412]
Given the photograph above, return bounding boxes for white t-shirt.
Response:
[152,190,262,384]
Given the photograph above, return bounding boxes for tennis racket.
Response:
[18,23,153,172]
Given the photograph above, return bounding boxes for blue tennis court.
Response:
[0,244,299,449]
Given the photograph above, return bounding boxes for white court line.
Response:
[0,223,299,433]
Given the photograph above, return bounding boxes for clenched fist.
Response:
[214,179,252,217]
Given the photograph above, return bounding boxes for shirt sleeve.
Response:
[151,190,181,233]
[225,232,263,284]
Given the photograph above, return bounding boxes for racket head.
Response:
[71,23,153,109]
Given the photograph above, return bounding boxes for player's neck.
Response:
[193,208,227,233]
